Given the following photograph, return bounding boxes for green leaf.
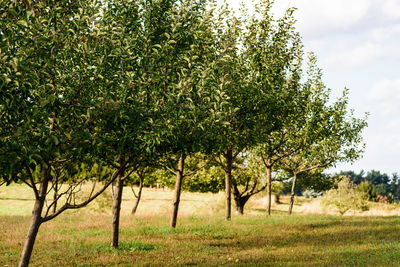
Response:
[17,20,28,27]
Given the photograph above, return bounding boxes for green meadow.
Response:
[1,184,400,266]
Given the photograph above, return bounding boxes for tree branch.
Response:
[213,154,227,172]
[41,162,127,223]
[184,159,210,177]
[165,165,177,176]
[121,167,137,182]
[25,165,39,200]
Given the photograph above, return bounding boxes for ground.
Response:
[1,184,400,266]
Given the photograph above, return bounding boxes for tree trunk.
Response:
[234,196,249,215]
[289,173,298,215]
[131,177,143,215]
[224,149,233,221]
[52,177,58,214]
[170,154,185,228]
[19,166,50,267]
[236,202,244,214]
[266,165,272,216]
[111,168,124,248]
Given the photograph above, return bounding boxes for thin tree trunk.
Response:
[266,165,272,215]
[111,168,124,248]
[52,177,58,214]
[289,173,298,215]
[224,149,233,221]
[170,154,185,228]
[131,177,143,215]
[19,166,50,267]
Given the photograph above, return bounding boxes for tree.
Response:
[321,177,369,215]
[208,4,256,221]
[231,152,267,214]
[0,1,130,265]
[356,181,376,201]
[365,170,390,186]
[96,0,158,249]
[279,56,367,214]
[210,0,305,218]
[153,0,225,228]
[244,2,305,216]
[374,184,387,196]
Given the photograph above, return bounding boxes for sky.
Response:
[220,0,400,175]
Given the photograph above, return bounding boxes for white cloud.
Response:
[292,0,371,37]
[381,0,400,19]
[314,22,400,68]
[267,0,373,38]
[369,78,400,101]
[371,24,400,41]
[326,42,384,67]
[386,119,400,133]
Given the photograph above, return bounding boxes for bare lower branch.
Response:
[184,159,210,177]
[165,165,177,176]
[46,179,57,196]
[260,154,270,168]
[88,181,97,199]
[249,184,267,197]
[44,188,71,218]
[41,164,126,223]
[121,167,136,182]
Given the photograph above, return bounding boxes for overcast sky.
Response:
[221,0,400,175]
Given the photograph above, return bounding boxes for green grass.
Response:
[1,184,400,266]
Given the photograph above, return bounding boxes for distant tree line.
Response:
[338,170,400,203]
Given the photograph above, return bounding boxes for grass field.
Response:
[1,184,400,266]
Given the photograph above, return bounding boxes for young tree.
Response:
[240,1,305,215]
[212,1,302,220]
[278,56,368,214]
[0,1,130,265]
[321,177,369,215]
[153,0,225,228]
[211,5,257,221]
[96,0,174,248]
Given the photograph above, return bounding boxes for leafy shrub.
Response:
[356,181,376,201]
[321,177,369,215]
